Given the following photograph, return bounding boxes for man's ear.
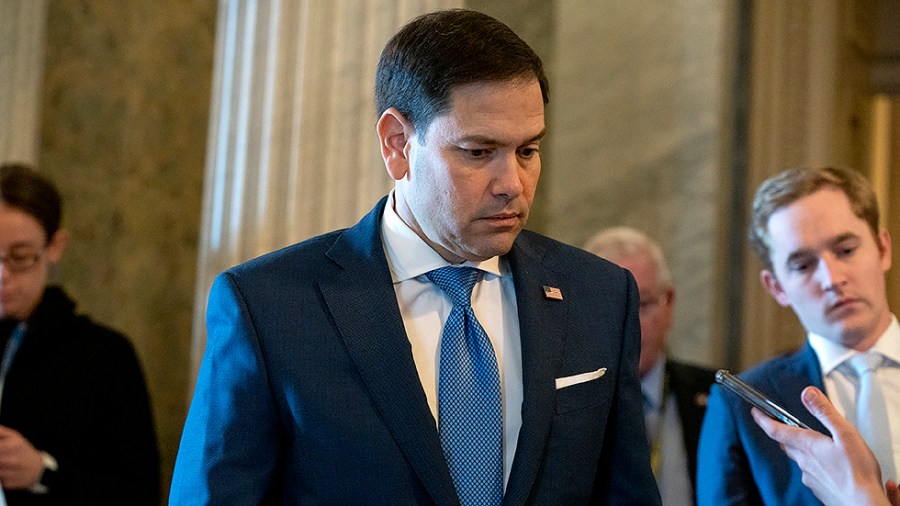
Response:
[760,269,790,307]
[46,229,69,264]
[377,108,414,181]
[879,227,892,271]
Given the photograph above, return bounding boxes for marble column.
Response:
[0,0,47,163]
[191,0,461,379]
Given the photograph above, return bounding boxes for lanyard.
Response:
[649,370,670,476]
[0,323,26,409]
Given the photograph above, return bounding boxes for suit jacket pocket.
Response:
[555,373,611,415]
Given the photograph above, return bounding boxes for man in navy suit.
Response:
[170,9,660,505]
[697,167,899,505]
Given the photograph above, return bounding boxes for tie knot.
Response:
[426,266,480,307]
[848,352,884,376]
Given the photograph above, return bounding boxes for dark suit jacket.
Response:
[665,359,716,499]
[170,197,660,505]
[696,343,827,505]
[0,287,160,506]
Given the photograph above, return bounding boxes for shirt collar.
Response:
[809,314,900,374]
[640,356,666,410]
[380,191,506,283]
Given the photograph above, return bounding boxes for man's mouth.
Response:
[827,297,861,315]
[480,212,521,227]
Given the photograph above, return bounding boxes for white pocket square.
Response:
[555,367,607,389]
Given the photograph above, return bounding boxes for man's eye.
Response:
[789,260,813,272]
[467,149,488,158]
[519,147,539,158]
[837,245,857,257]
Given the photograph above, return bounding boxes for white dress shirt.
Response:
[380,192,524,488]
[809,315,900,476]
[641,357,693,506]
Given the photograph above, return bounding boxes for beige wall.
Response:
[38,1,215,498]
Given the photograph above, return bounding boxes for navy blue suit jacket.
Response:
[697,343,829,505]
[170,198,660,505]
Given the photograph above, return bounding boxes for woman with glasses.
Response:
[0,164,159,505]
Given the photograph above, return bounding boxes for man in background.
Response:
[698,166,899,505]
[586,226,716,505]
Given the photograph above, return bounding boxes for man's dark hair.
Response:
[0,163,63,242]
[374,8,549,136]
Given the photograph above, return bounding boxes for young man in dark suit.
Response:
[698,167,899,505]
[586,226,716,505]
[170,8,659,505]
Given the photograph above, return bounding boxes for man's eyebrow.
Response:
[830,232,861,245]
[456,129,547,146]
[784,248,814,266]
[783,232,862,265]
[528,129,547,143]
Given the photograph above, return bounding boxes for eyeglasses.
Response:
[0,250,44,273]
[639,293,668,312]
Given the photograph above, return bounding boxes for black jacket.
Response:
[0,286,160,505]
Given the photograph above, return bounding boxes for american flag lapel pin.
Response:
[543,285,563,300]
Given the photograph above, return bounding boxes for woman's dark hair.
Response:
[0,163,63,242]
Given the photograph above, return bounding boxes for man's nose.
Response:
[817,256,847,292]
[491,153,524,199]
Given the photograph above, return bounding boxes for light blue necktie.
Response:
[848,352,896,481]
[426,266,503,506]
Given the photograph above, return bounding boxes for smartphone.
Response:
[715,369,812,430]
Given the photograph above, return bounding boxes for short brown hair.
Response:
[748,166,880,270]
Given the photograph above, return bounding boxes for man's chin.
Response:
[823,323,876,349]
[459,243,516,262]
[481,238,518,258]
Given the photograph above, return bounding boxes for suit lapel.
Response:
[503,233,568,505]
[768,344,828,434]
[320,199,459,505]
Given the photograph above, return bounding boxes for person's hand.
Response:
[752,385,888,506]
[0,425,45,489]
[887,480,900,506]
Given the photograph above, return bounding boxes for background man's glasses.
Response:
[639,293,668,312]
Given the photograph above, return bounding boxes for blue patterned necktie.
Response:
[848,352,896,481]
[426,266,503,506]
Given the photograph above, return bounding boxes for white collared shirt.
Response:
[809,315,900,476]
[640,357,693,506]
[380,192,523,488]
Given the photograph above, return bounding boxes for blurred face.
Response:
[0,204,64,321]
[760,188,892,351]
[389,79,545,263]
[615,252,674,377]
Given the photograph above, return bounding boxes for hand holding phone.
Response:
[715,369,812,430]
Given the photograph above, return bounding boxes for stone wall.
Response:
[474,0,734,366]
[38,1,215,497]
